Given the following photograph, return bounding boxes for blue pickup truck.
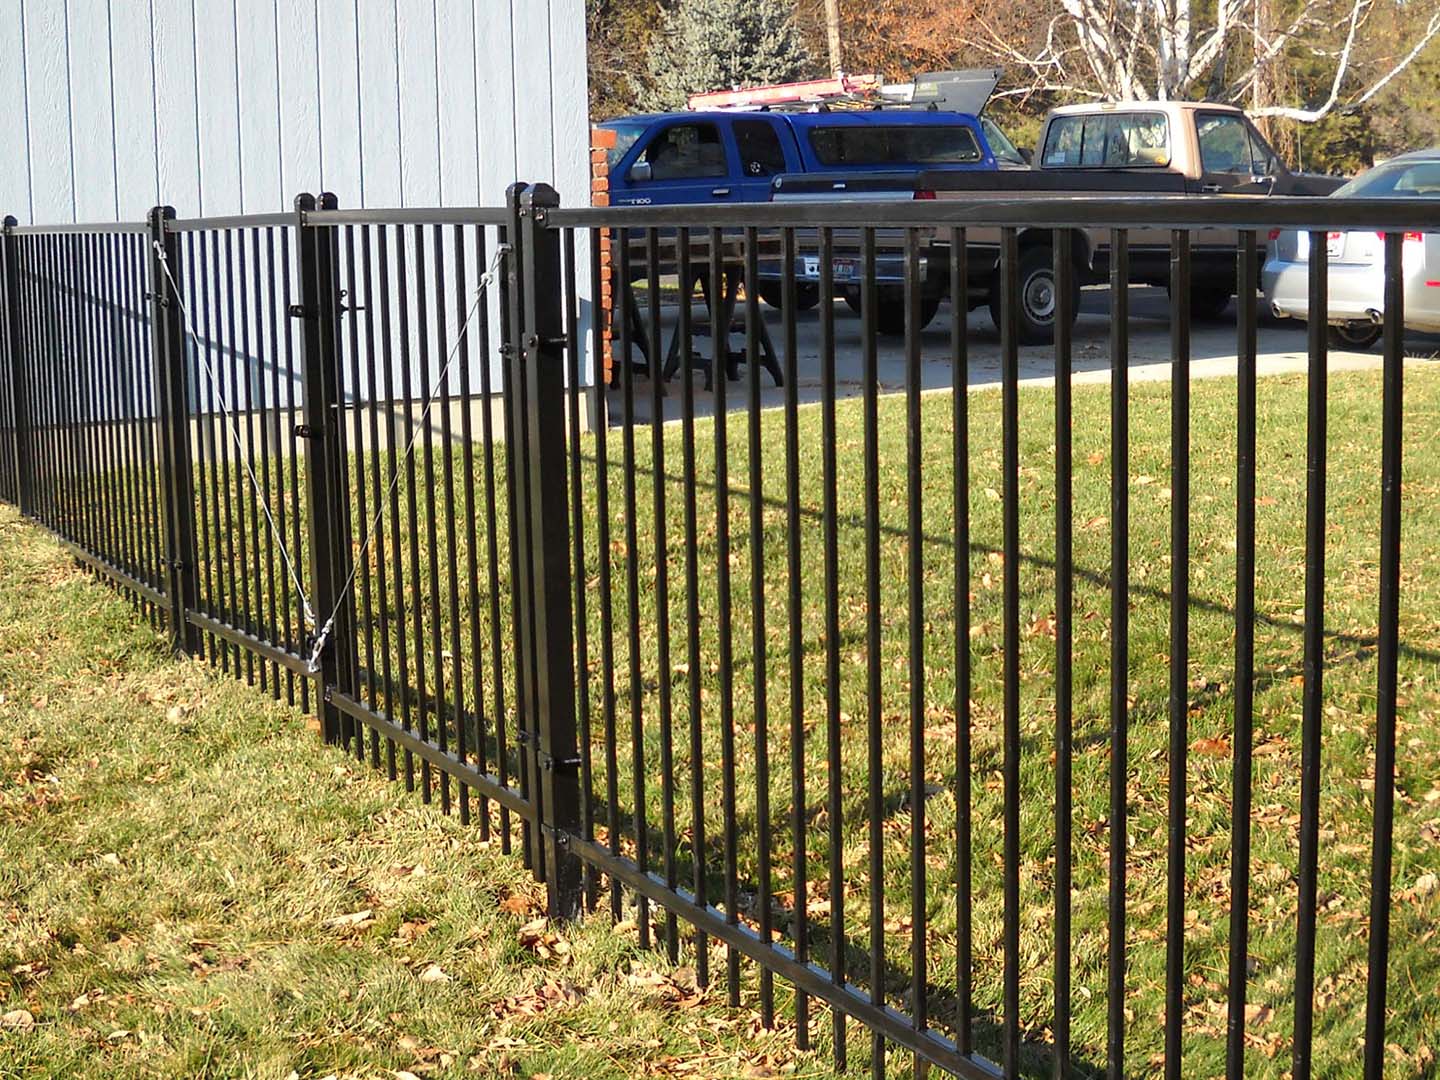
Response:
[597,105,1023,324]
[599,108,1017,206]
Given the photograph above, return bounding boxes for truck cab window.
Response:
[1198,114,1257,174]
[1043,113,1169,167]
[732,120,788,176]
[634,123,728,181]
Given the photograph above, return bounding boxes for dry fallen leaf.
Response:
[418,964,451,984]
[1244,1003,1273,1026]
[1191,736,1231,758]
[1415,872,1438,897]
[1,1009,34,1030]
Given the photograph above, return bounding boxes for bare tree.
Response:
[968,0,1440,121]
[824,0,843,75]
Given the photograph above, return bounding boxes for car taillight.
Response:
[1268,228,1282,241]
[1375,231,1425,242]
[913,189,936,200]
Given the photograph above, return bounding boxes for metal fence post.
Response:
[1,216,31,515]
[146,206,202,656]
[294,193,356,748]
[517,184,583,919]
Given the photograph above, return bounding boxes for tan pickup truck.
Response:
[772,101,1346,342]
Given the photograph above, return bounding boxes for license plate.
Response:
[1326,231,1345,258]
[832,258,858,280]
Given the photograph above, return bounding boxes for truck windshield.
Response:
[601,121,648,171]
[808,124,983,166]
[981,118,1027,166]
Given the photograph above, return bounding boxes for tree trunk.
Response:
[824,0,843,75]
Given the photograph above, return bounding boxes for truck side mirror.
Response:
[629,161,653,183]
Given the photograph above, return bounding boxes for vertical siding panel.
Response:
[549,0,589,206]
[474,0,515,204]
[192,0,241,214]
[356,0,402,208]
[510,1,553,186]
[0,12,33,221]
[235,0,283,213]
[549,0,593,384]
[151,0,201,217]
[67,0,118,220]
[275,0,321,202]
[434,0,478,206]
[395,0,440,205]
[315,0,361,204]
[23,0,76,222]
[110,0,160,218]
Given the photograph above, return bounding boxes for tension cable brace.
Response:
[152,239,507,677]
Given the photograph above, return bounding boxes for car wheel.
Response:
[1328,322,1382,350]
[758,282,821,312]
[990,246,1078,346]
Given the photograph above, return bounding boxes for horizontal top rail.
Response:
[167,212,294,232]
[546,194,1440,233]
[301,207,511,227]
[5,220,149,236]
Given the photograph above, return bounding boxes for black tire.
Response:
[1328,322,1382,350]
[990,245,1079,346]
[1189,287,1232,321]
[843,289,862,316]
[874,290,942,336]
[757,281,821,312]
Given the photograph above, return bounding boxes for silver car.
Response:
[1263,149,1440,349]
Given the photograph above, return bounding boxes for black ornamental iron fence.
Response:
[1,187,1436,1079]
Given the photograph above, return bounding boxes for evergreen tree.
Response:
[643,0,813,111]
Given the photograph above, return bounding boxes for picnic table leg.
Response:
[720,268,742,383]
[623,281,651,382]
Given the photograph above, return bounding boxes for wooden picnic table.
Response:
[615,232,783,391]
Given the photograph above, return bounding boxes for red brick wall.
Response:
[590,127,615,386]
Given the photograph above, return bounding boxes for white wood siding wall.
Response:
[1,0,597,391]
[0,0,591,223]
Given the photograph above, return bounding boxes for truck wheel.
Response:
[758,282,821,312]
[990,246,1078,345]
[875,291,942,336]
[1189,287,1232,321]
[1328,322,1382,350]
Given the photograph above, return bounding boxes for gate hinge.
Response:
[287,303,310,319]
[293,423,323,440]
[540,823,573,849]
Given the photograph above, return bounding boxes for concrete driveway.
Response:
[611,285,1438,425]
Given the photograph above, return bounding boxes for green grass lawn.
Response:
[5,362,1440,1078]
[0,509,816,1079]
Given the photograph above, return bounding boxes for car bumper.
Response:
[1263,259,1440,332]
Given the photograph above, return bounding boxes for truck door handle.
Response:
[1201,183,1223,193]
[711,187,731,197]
